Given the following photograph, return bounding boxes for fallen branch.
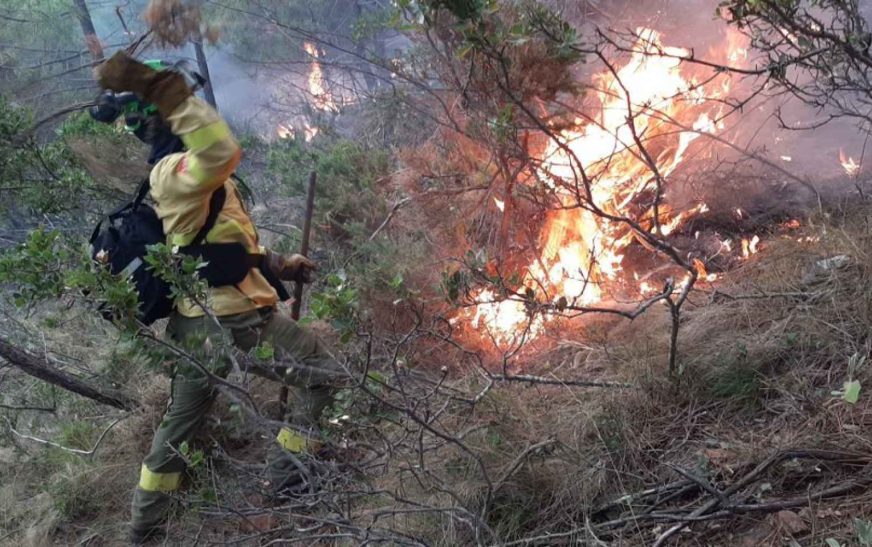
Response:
[494,439,557,492]
[9,417,123,457]
[0,336,136,410]
[0,402,56,412]
[491,373,631,389]
[647,449,872,545]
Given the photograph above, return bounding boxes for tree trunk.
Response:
[0,337,135,410]
[192,38,217,109]
[72,0,104,61]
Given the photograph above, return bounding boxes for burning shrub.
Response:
[392,4,763,360]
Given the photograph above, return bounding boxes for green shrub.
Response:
[267,137,390,241]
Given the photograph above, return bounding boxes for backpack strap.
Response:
[230,173,255,206]
[131,177,151,209]
[188,185,227,247]
[89,177,152,245]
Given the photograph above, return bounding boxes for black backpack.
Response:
[89,178,289,325]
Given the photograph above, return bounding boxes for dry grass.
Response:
[4,202,872,545]
[352,203,872,545]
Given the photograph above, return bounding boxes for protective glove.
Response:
[89,91,140,124]
[265,250,317,283]
[94,51,192,117]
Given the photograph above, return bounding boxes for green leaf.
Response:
[254,342,275,361]
[843,380,861,404]
[825,539,842,547]
[366,371,387,384]
[389,272,404,289]
[857,518,872,546]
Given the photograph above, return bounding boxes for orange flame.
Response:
[304,42,337,112]
[693,258,718,282]
[460,28,745,345]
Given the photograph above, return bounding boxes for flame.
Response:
[304,42,337,112]
[461,28,746,345]
[467,290,543,343]
[304,123,319,141]
[275,121,319,142]
[693,258,718,282]
[839,149,861,177]
[741,235,760,258]
[639,280,657,295]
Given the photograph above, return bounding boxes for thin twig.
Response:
[9,417,123,457]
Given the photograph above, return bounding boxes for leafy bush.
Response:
[304,271,359,341]
[0,97,99,214]
[0,228,69,305]
[267,136,390,241]
[57,111,119,139]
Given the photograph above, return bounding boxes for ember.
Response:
[741,235,761,258]
[839,149,861,177]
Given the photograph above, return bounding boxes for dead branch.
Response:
[489,373,631,389]
[648,448,872,545]
[369,197,412,242]
[0,402,55,412]
[0,336,136,410]
[9,417,122,457]
[24,101,96,135]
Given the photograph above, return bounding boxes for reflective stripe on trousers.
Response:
[138,464,182,492]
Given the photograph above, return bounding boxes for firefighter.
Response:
[93,51,340,543]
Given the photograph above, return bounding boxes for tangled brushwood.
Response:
[178,204,872,545]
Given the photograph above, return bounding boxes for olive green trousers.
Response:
[131,307,339,534]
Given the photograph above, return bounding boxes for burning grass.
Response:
[352,201,872,545]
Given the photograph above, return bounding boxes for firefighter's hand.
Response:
[285,254,317,283]
[89,91,122,124]
[93,51,156,96]
[266,251,317,283]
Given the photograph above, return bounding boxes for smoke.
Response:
[193,46,295,134]
[561,0,871,211]
[85,0,313,138]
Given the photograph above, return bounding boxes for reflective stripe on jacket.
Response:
[149,96,278,317]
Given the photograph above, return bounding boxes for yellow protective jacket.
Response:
[149,96,278,317]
